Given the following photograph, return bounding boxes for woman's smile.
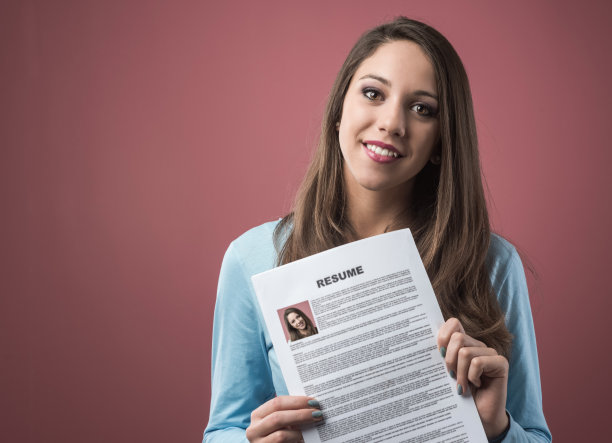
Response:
[362,140,402,163]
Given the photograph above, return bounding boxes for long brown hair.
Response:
[274,17,512,357]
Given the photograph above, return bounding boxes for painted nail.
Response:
[449,370,456,379]
[308,399,320,408]
[312,410,323,418]
[440,347,446,358]
[457,384,463,395]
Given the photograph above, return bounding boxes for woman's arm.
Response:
[204,241,276,442]
[437,240,552,442]
[490,238,552,442]
[204,227,322,443]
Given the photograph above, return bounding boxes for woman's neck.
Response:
[345,177,414,240]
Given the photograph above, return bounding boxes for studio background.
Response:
[2,0,610,441]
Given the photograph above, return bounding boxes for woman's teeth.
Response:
[365,143,399,158]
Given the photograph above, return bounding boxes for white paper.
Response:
[252,229,487,442]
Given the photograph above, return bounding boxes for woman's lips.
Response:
[362,141,402,163]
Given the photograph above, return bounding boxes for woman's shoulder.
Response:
[487,233,519,268]
[486,233,528,306]
[232,219,281,248]
[222,219,283,278]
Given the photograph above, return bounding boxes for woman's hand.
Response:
[437,318,509,438]
[246,396,323,442]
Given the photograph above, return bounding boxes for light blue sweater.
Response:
[204,221,552,442]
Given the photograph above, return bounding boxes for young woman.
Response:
[204,17,551,442]
[283,308,318,342]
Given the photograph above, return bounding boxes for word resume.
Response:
[252,229,487,442]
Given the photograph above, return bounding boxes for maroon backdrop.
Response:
[2,0,611,441]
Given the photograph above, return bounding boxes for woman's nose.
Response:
[378,101,406,137]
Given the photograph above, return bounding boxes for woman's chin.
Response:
[357,179,407,194]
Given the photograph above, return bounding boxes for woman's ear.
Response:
[335,121,340,131]
[430,141,442,165]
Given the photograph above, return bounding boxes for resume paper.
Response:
[252,229,487,442]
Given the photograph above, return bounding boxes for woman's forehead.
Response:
[353,40,437,94]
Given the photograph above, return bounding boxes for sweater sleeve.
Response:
[494,245,552,442]
[203,241,276,442]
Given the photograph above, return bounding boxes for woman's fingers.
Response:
[445,331,486,374]
[251,396,318,420]
[247,396,322,442]
[437,317,465,355]
[437,318,502,393]
[455,346,498,394]
[261,428,304,443]
[253,407,323,437]
[438,318,484,376]
[467,355,509,388]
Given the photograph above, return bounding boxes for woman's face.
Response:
[338,40,440,195]
[287,312,307,330]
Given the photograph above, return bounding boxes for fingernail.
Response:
[308,399,320,408]
[449,370,455,379]
[440,347,446,358]
[457,384,463,395]
[312,410,323,418]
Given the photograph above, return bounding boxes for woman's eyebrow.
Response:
[360,73,392,86]
[358,74,438,101]
[413,90,439,101]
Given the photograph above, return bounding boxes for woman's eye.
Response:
[411,104,434,116]
[363,88,382,101]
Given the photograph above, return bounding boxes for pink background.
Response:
[1,0,610,441]
[277,301,317,342]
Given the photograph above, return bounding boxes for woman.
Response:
[284,308,318,342]
[204,17,551,442]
